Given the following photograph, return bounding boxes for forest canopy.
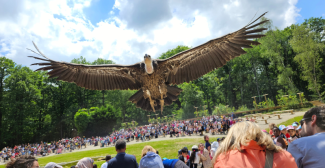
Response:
[0,17,324,148]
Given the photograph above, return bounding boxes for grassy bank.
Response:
[1,137,213,168]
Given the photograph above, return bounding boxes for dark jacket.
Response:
[107,152,138,168]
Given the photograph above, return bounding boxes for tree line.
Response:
[0,17,324,148]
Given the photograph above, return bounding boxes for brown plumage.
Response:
[29,12,269,113]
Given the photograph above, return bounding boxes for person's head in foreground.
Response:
[139,145,164,168]
[141,145,156,158]
[212,121,297,168]
[300,106,325,137]
[105,155,111,162]
[115,139,126,153]
[76,157,94,168]
[44,162,63,168]
[6,156,39,168]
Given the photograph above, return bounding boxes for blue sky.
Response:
[296,0,325,23]
[83,0,117,25]
[0,0,324,68]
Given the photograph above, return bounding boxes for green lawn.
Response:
[1,137,212,168]
[266,115,304,132]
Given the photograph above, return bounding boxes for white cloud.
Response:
[0,0,300,69]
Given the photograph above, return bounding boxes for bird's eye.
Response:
[149,56,151,57]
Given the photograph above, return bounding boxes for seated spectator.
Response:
[198,143,212,168]
[269,123,276,136]
[288,106,325,168]
[139,145,163,168]
[162,158,190,168]
[5,156,39,168]
[76,157,94,168]
[45,162,63,168]
[212,121,297,168]
[273,126,287,150]
[100,155,111,168]
[286,125,298,143]
[107,139,138,168]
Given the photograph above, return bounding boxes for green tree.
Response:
[0,57,15,146]
[74,110,90,134]
[290,24,324,101]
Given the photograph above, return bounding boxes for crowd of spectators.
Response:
[1,114,239,163]
[3,106,325,168]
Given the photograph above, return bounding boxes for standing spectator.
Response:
[139,145,163,168]
[107,139,138,168]
[212,121,297,168]
[190,145,199,168]
[288,107,325,168]
[204,135,211,152]
[198,143,212,168]
[100,155,111,168]
[5,156,39,168]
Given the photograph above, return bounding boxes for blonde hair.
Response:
[212,121,282,164]
[141,145,157,158]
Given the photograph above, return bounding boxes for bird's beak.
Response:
[144,57,151,64]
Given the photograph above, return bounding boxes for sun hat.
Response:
[286,125,295,130]
[192,145,198,149]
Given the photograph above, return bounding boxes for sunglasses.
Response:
[299,117,312,126]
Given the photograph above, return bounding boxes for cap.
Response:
[192,145,198,149]
[297,125,302,130]
[292,123,298,127]
[44,162,63,168]
[286,125,294,130]
[279,125,287,131]
[163,157,168,160]
[217,138,220,141]
[262,130,267,133]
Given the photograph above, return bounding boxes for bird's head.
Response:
[144,54,153,74]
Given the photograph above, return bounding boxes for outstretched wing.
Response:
[28,42,142,90]
[158,12,269,85]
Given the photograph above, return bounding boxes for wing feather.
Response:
[28,43,141,90]
[158,12,269,85]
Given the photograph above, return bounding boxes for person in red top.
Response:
[212,121,297,168]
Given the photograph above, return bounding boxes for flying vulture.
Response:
[28,12,269,113]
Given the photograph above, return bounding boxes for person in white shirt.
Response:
[101,155,111,168]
